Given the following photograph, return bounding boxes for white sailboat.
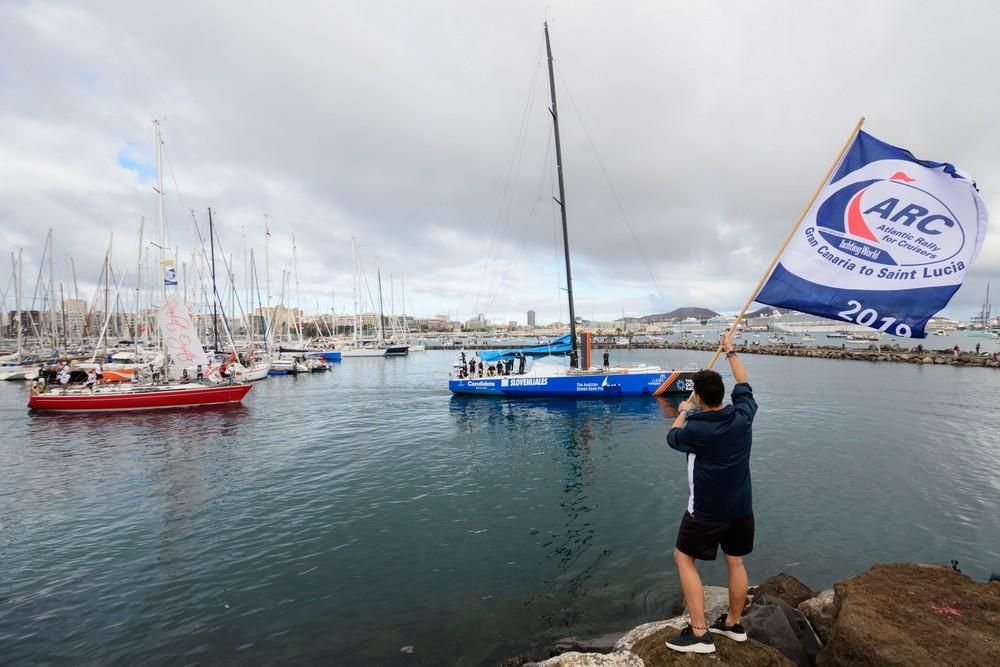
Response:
[340,239,387,357]
[0,249,40,381]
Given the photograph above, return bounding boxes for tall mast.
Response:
[208,208,220,351]
[60,283,67,351]
[14,250,21,362]
[47,229,58,352]
[377,263,386,345]
[293,234,303,343]
[544,22,578,362]
[154,120,166,302]
[264,216,271,310]
[352,238,360,345]
[135,218,144,353]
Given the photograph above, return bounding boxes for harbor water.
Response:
[2,349,999,665]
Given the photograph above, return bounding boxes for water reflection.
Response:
[448,396,685,629]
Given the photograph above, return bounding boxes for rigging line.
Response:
[473,35,546,315]
[554,62,668,308]
[188,211,240,352]
[483,124,554,317]
[475,60,542,316]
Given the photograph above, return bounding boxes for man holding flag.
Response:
[664,331,755,654]
[661,120,987,654]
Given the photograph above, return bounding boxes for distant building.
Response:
[527,310,536,327]
[464,313,488,331]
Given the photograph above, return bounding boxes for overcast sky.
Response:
[2,0,998,325]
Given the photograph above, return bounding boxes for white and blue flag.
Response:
[756,130,988,338]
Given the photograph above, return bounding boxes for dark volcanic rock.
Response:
[753,573,816,609]
[817,563,1000,666]
[551,632,626,655]
[630,625,793,666]
[743,594,821,666]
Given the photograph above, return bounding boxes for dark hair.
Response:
[692,369,724,407]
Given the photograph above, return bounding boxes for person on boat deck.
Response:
[223,363,234,384]
[95,362,103,385]
[568,349,578,369]
[57,363,70,393]
[603,350,610,370]
[478,361,484,377]
[518,353,526,375]
[196,364,204,380]
[84,368,97,392]
[181,368,191,383]
[664,331,757,655]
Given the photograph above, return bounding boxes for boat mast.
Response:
[544,22,578,363]
[208,208,220,351]
[377,263,386,345]
[47,229,58,353]
[352,238,360,345]
[14,249,21,363]
[154,120,166,303]
[293,234,303,344]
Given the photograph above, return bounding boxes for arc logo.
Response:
[814,171,966,267]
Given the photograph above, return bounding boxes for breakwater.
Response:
[428,342,1000,368]
[653,341,1000,368]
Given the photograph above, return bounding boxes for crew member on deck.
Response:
[57,363,70,393]
[518,353,526,375]
[603,350,610,370]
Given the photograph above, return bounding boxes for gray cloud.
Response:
[2,0,998,326]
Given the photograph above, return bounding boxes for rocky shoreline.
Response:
[652,342,1000,369]
[428,342,1000,368]
[500,563,1000,666]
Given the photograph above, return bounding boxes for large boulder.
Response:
[614,618,689,652]
[630,625,793,666]
[743,594,822,666]
[817,563,1000,666]
[534,650,644,667]
[798,590,835,645]
[753,573,816,608]
[552,632,627,655]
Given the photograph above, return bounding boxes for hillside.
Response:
[638,307,719,323]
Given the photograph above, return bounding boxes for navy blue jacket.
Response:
[667,383,757,521]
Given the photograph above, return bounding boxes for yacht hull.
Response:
[449,370,696,398]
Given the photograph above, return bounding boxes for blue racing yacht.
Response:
[449,23,699,399]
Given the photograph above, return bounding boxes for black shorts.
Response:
[675,511,754,561]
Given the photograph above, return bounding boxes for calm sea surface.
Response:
[2,347,999,665]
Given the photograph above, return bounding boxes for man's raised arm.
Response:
[722,332,748,384]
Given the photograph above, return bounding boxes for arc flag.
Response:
[755,130,988,338]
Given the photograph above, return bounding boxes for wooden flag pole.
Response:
[702,116,867,373]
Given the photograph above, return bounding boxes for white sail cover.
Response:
[157,295,209,369]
